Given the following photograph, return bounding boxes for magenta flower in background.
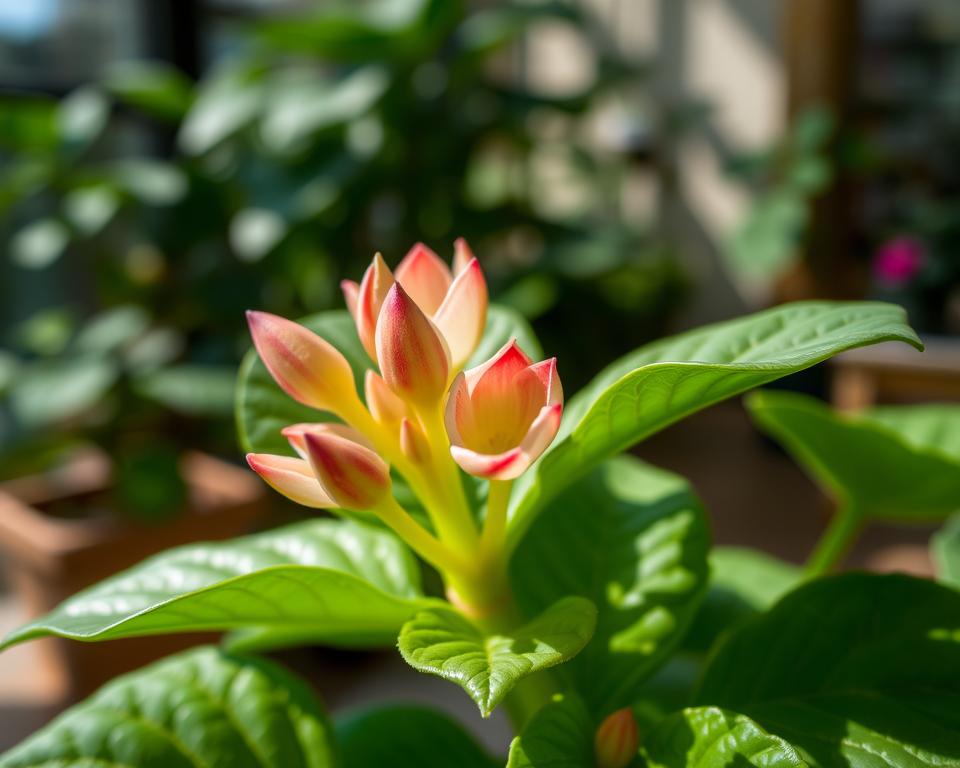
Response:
[873,235,926,286]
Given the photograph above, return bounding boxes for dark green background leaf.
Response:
[698,573,960,767]
[506,694,595,768]
[337,705,497,767]
[511,455,710,713]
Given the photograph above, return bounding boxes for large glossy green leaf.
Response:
[336,705,497,768]
[398,597,596,716]
[642,707,807,768]
[698,573,960,767]
[0,646,336,767]
[507,301,922,552]
[506,694,595,768]
[511,455,710,713]
[684,548,800,654]
[1,519,435,651]
[747,391,960,521]
[236,305,540,455]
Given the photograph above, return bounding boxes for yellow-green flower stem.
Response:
[481,479,512,562]
[373,495,469,576]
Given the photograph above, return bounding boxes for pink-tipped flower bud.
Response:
[355,252,395,360]
[375,283,450,407]
[594,708,639,768]
[434,255,487,369]
[364,370,409,425]
[445,339,562,480]
[400,417,430,463]
[303,432,391,510]
[246,453,335,509]
[246,310,357,414]
[452,237,474,276]
[395,242,452,314]
[281,422,372,459]
[341,279,360,320]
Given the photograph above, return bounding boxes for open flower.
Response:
[445,340,563,480]
[342,239,488,370]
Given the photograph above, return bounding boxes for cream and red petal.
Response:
[464,339,533,395]
[246,310,356,413]
[375,283,450,406]
[341,280,360,320]
[356,252,394,360]
[303,432,390,510]
[449,444,526,480]
[517,402,563,466]
[395,242,452,314]
[282,422,372,459]
[434,257,488,369]
[528,357,563,406]
[452,237,475,276]
[246,453,335,509]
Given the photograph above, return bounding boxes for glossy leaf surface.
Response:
[0,646,336,767]
[508,301,921,551]
[506,694,595,768]
[1,519,432,650]
[698,573,960,767]
[398,597,597,716]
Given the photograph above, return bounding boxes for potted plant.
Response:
[2,241,957,767]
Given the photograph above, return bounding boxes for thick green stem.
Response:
[804,503,862,577]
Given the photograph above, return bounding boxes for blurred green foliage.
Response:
[0,0,690,517]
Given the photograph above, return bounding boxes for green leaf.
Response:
[684,548,800,654]
[933,514,960,588]
[10,357,118,427]
[697,573,960,767]
[135,364,237,416]
[511,455,709,713]
[58,86,109,153]
[10,218,69,269]
[746,391,960,522]
[506,694,595,768]
[0,646,336,767]
[508,301,922,552]
[398,597,597,716]
[1,519,434,651]
[642,707,807,768]
[337,705,497,768]
[104,60,194,121]
[235,305,540,455]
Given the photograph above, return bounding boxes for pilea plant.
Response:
[3,241,959,768]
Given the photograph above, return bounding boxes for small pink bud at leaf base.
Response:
[246,453,335,509]
[452,237,474,276]
[594,708,639,768]
[400,418,430,463]
[434,255,488,369]
[304,432,391,510]
[341,280,360,320]
[445,340,562,480]
[395,242,452,314]
[247,311,357,414]
[356,253,395,360]
[365,370,409,425]
[282,422,372,459]
[376,283,450,407]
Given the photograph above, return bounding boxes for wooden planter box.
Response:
[0,450,265,701]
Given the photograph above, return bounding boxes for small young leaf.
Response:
[398,597,597,716]
[337,706,498,768]
[698,573,960,767]
[1,519,434,651]
[508,301,922,552]
[642,707,807,768]
[747,391,960,522]
[507,694,595,768]
[511,456,710,713]
[0,646,336,767]
[934,514,960,588]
